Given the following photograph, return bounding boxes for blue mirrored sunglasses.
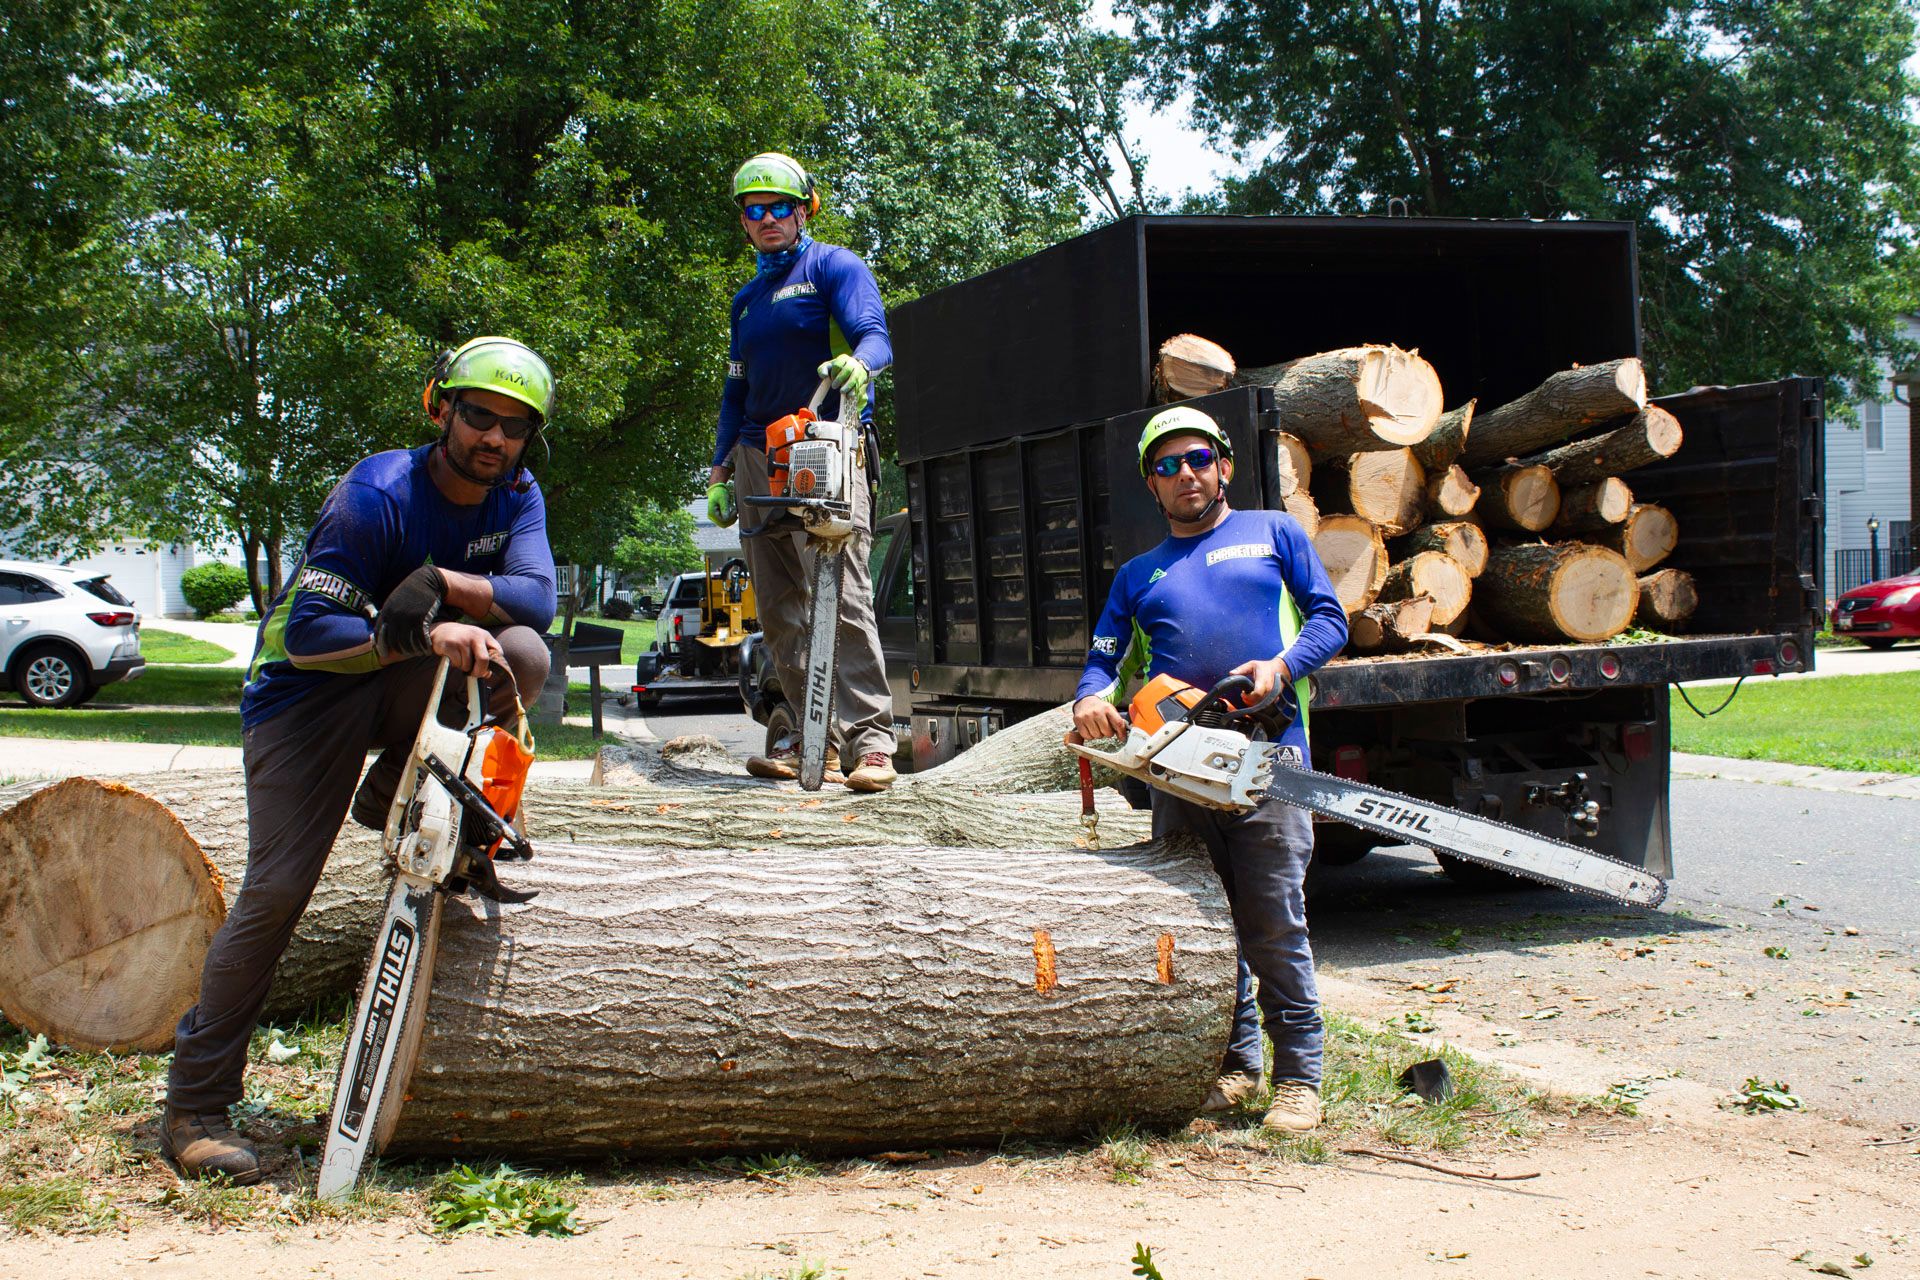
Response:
[1150,446,1218,478]
[742,199,799,222]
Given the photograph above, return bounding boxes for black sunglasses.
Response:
[454,398,541,441]
[742,199,799,222]
[1150,446,1219,478]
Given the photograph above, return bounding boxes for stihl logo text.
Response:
[336,919,415,1140]
[1352,797,1436,834]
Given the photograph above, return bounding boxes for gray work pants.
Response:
[1153,793,1323,1086]
[166,627,550,1112]
[731,441,895,762]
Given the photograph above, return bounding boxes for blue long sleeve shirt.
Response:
[241,445,557,728]
[1074,508,1348,758]
[712,238,893,468]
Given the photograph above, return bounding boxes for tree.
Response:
[1129,0,1920,399]
[610,503,703,587]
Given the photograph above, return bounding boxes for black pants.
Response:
[166,629,549,1111]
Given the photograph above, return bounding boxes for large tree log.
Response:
[1458,359,1647,468]
[1264,432,1312,500]
[1376,551,1472,628]
[1547,477,1633,535]
[1515,405,1683,486]
[386,837,1236,1158]
[1424,463,1481,517]
[1281,489,1321,538]
[0,727,1157,1041]
[1411,401,1474,471]
[1596,503,1679,571]
[1312,515,1390,615]
[1347,596,1435,655]
[1236,345,1442,458]
[1151,333,1237,403]
[1474,463,1561,532]
[1635,568,1699,629]
[1393,521,1489,577]
[1477,543,1640,643]
[1310,448,1426,535]
[0,779,229,1052]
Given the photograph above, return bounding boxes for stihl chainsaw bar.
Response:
[800,547,843,791]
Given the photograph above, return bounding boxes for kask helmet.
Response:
[1138,405,1233,476]
[731,151,820,215]
[424,336,556,425]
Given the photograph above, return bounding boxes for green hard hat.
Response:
[1138,405,1233,475]
[440,336,556,423]
[731,151,812,203]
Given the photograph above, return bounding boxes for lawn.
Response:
[139,628,236,663]
[1671,670,1920,774]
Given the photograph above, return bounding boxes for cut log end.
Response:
[1479,544,1639,644]
[1152,334,1237,403]
[0,779,228,1052]
[1635,568,1699,629]
[1378,551,1473,626]
[1602,503,1680,572]
[1313,515,1390,615]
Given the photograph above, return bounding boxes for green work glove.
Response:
[817,354,870,404]
[706,480,737,528]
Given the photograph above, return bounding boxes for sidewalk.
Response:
[1670,750,1920,799]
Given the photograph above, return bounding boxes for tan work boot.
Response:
[844,751,897,793]
[1261,1082,1322,1134]
[158,1106,262,1185]
[746,742,839,782]
[1200,1069,1263,1114]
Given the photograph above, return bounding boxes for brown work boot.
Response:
[844,751,897,793]
[158,1106,262,1185]
[1200,1069,1263,1114]
[746,742,839,781]
[1261,1082,1322,1134]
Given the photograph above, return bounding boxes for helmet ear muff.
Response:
[803,170,820,218]
[422,348,455,418]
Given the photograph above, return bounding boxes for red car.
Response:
[1831,570,1920,648]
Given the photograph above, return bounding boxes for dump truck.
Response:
[744,214,1822,880]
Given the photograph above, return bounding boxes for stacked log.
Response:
[1599,503,1679,571]
[1394,522,1488,577]
[1309,448,1426,535]
[1236,345,1443,457]
[1477,544,1641,643]
[1635,568,1699,628]
[1377,551,1472,628]
[1152,334,1236,403]
[1457,359,1647,468]
[1313,515,1391,614]
[1348,597,1435,654]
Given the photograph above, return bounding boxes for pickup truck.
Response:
[743,215,1823,880]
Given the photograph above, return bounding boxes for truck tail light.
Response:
[673,616,683,641]
[1598,653,1622,679]
[1333,745,1367,782]
[87,611,135,627]
[1751,658,1775,675]
[1620,723,1654,763]
[1778,640,1801,667]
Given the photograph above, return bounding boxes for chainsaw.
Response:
[315,658,537,1200]
[1068,673,1668,908]
[742,376,862,791]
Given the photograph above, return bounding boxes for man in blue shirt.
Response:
[1072,406,1348,1132]
[704,151,897,791]
[161,337,559,1183]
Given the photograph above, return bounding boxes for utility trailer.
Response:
[879,215,1823,877]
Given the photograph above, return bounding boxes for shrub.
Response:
[600,596,635,621]
[180,563,251,618]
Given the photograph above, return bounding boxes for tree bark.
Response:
[1635,568,1699,629]
[1458,359,1648,469]
[0,779,229,1052]
[386,837,1236,1158]
[1394,521,1488,577]
[1311,449,1426,536]
[1412,401,1474,471]
[1477,543,1640,643]
[1596,504,1679,572]
[1424,463,1481,518]
[1348,596,1435,655]
[1236,346,1442,458]
[1474,464,1561,532]
[1377,551,1472,627]
[1547,477,1633,535]
[1152,334,1237,403]
[1312,515,1389,615]
[1517,405,1683,487]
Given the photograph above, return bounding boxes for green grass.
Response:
[551,614,654,664]
[1671,670,1920,774]
[139,628,236,664]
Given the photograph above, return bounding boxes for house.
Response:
[1825,314,1916,596]
[690,496,743,574]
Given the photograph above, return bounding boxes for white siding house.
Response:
[1824,314,1916,596]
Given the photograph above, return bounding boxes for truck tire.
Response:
[764,701,798,755]
[1858,638,1897,651]
[1434,852,1546,892]
[13,643,93,709]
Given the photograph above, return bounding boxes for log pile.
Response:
[1177,339,1691,645]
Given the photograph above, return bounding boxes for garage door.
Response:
[63,543,192,618]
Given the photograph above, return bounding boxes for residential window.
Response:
[1864,399,1884,451]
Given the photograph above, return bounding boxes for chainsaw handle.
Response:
[806,377,831,416]
[1189,674,1256,721]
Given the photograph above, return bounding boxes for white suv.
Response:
[0,561,145,708]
